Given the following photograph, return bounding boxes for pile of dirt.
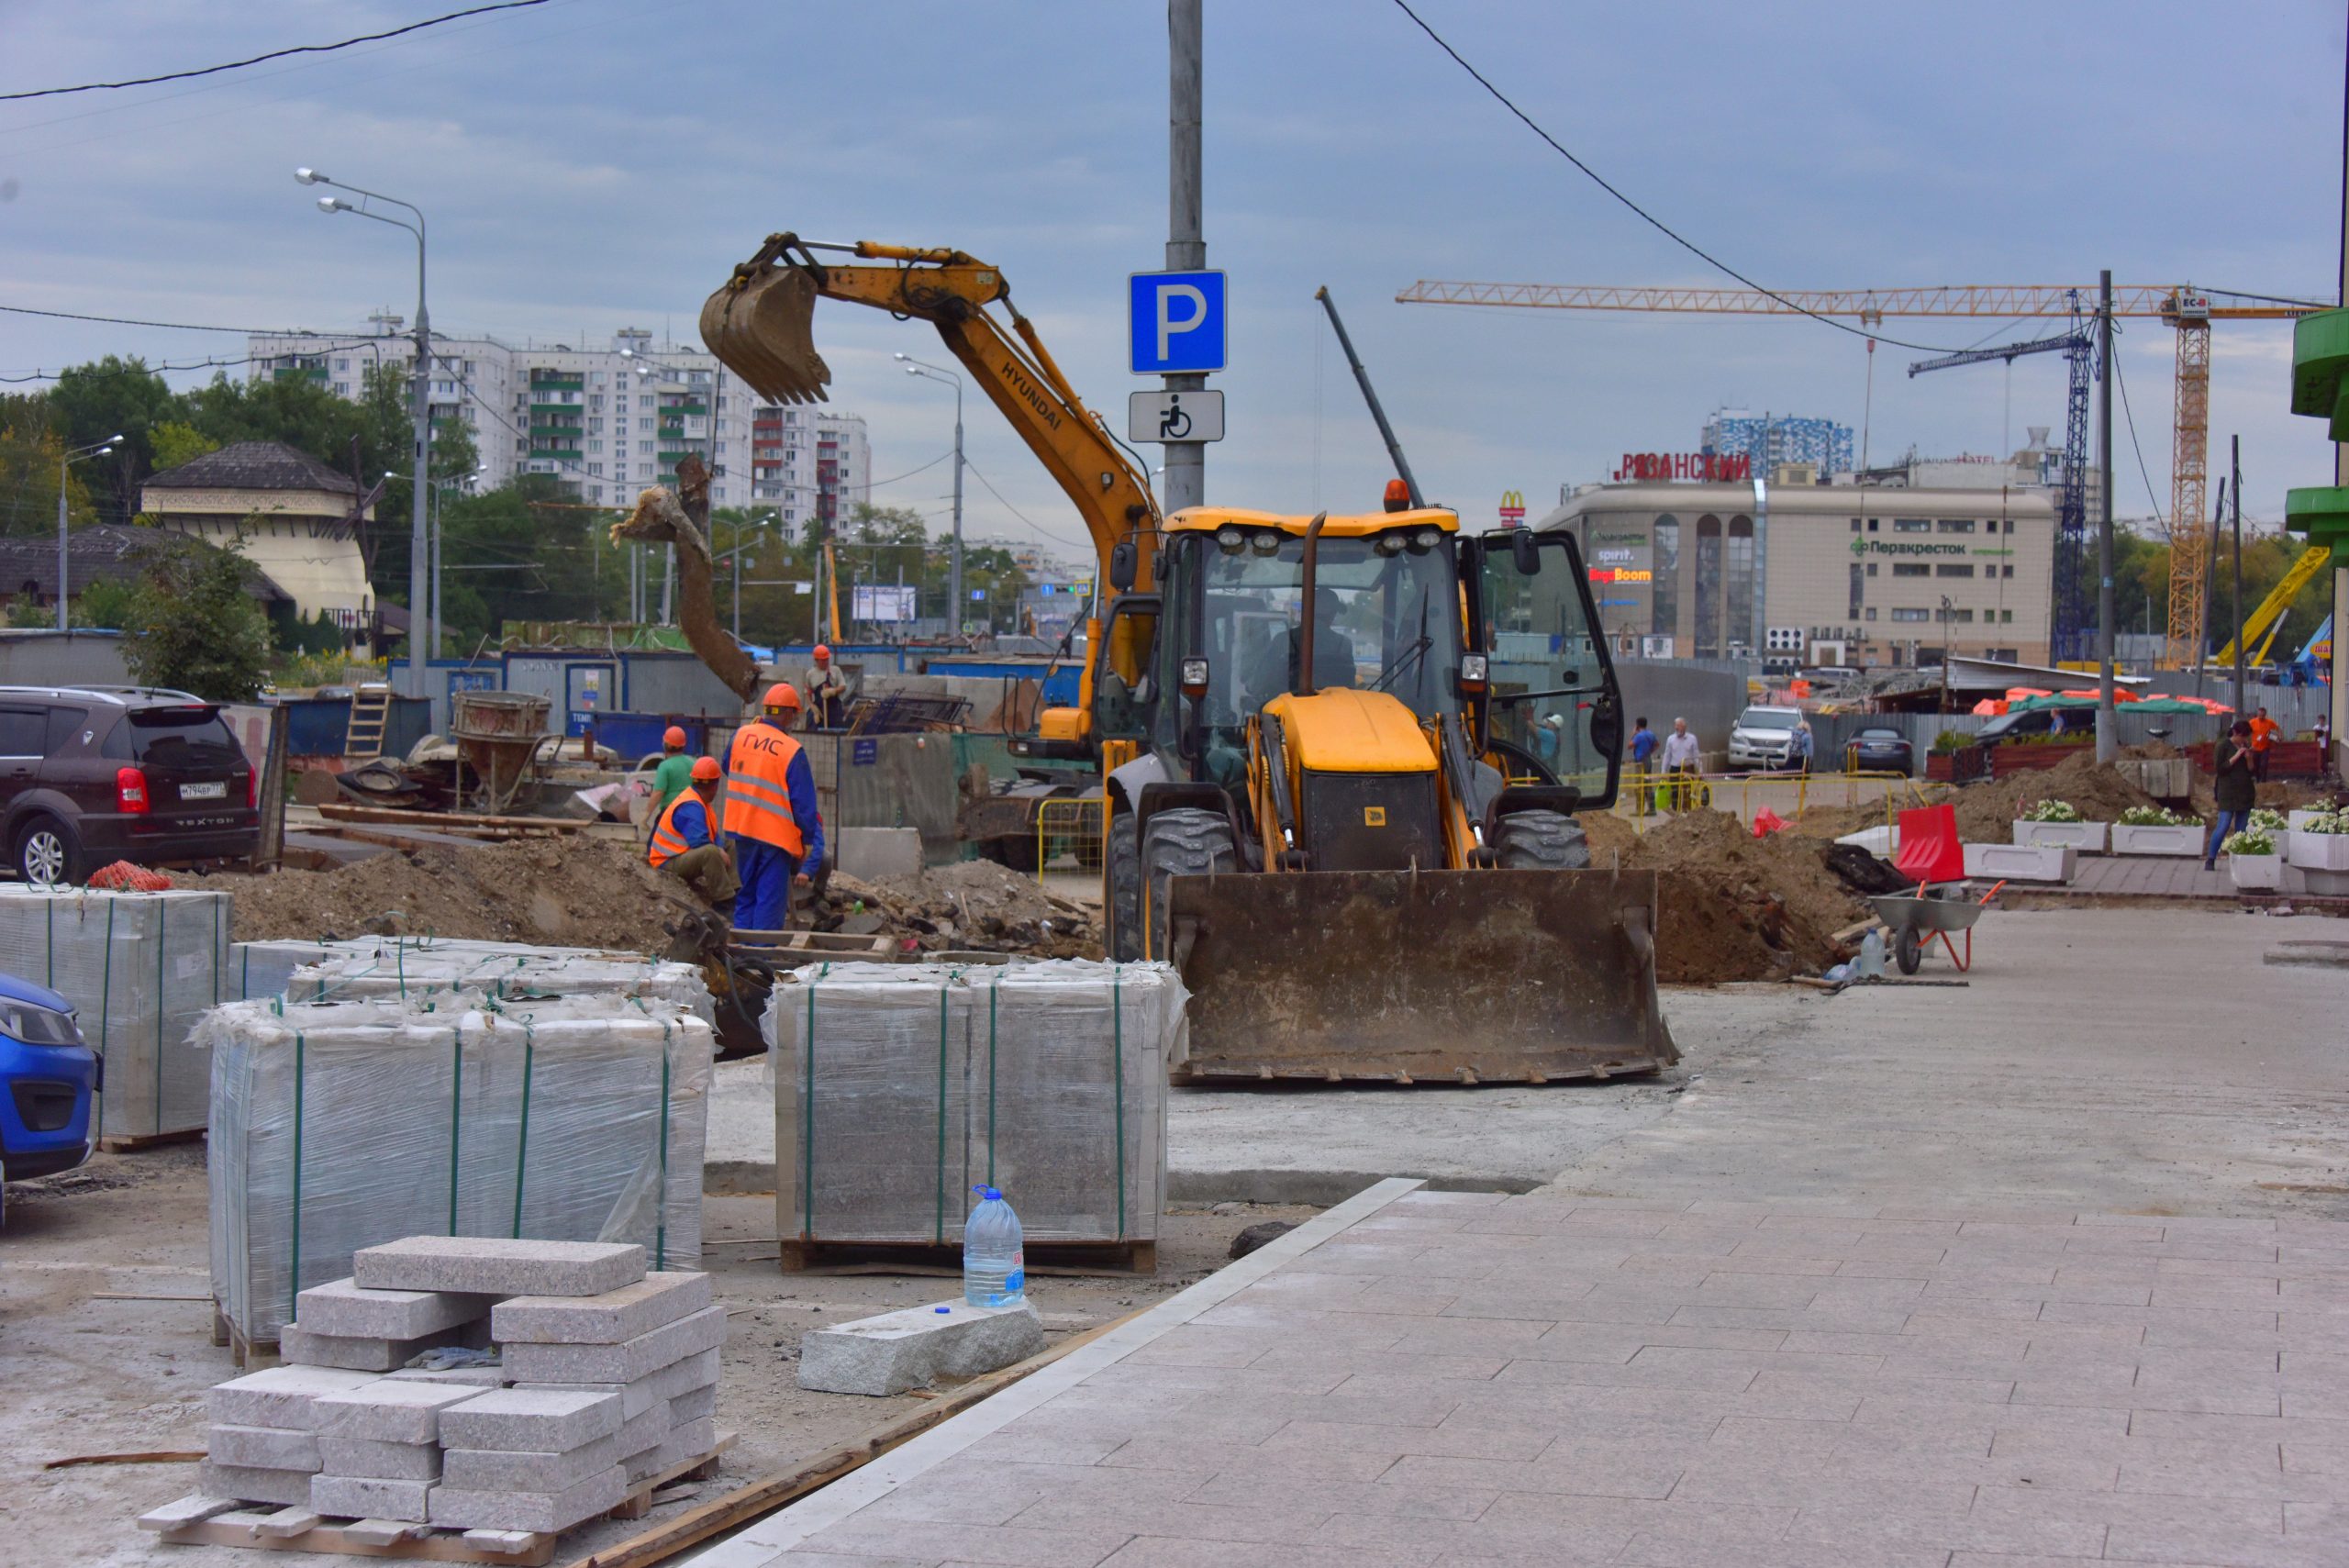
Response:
[1586,810,1865,984]
[1943,749,2165,841]
[822,859,1102,959]
[184,836,678,949]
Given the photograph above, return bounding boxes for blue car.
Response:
[0,972,99,1184]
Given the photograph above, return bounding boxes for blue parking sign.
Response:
[1130,270,1226,374]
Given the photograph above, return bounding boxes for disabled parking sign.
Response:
[1130,270,1227,374]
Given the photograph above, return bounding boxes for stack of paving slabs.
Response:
[193,1238,727,1536]
[202,995,710,1350]
[0,885,231,1140]
[233,935,710,1025]
[767,960,1181,1250]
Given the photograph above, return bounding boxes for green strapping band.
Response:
[802,977,817,1239]
[1111,969,1126,1240]
[289,1030,306,1321]
[98,900,115,1140]
[154,895,166,1135]
[655,1027,672,1270]
[986,984,998,1186]
[510,1026,535,1238]
[447,1027,463,1234]
[933,983,949,1245]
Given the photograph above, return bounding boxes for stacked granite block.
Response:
[197,1237,724,1534]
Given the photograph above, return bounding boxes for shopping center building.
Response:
[1532,473,2056,671]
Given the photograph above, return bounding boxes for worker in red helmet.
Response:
[648,755,738,917]
[649,725,695,818]
[803,644,848,730]
[721,683,826,931]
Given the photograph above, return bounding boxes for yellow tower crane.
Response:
[1396,281,2315,669]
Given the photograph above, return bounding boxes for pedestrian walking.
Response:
[2206,718,2257,871]
[2313,711,2331,778]
[2248,705,2279,782]
[1660,717,1701,809]
[1629,715,1659,810]
[1791,720,1814,774]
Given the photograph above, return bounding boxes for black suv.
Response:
[0,686,258,885]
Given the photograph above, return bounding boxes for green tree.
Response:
[432,474,619,648]
[0,418,98,539]
[149,420,220,474]
[118,532,273,701]
[72,577,137,630]
[50,357,182,524]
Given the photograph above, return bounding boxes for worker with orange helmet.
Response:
[649,725,695,818]
[722,682,826,931]
[648,756,739,916]
[803,644,848,730]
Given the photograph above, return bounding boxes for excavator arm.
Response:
[702,236,1163,713]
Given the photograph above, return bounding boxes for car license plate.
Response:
[179,781,228,800]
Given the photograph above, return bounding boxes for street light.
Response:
[720,510,779,643]
[896,353,964,637]
[56,435,119,629]
[299,165,431,695]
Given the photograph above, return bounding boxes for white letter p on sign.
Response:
[1156,284,1208,361]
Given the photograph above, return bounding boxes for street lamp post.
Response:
[896,354,964,637]
[56,435,120,629]
[727,512,776,642]
[298,167,430,698]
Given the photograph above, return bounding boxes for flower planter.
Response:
[2288,829,2349,873]
[2013,819,2109,853]
[2228,853,2285,891]
[2289,809,2324,832]
[2110,823,2202,857]
[1963,841,2076,884]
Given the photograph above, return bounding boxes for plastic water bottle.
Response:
[963,1185,1026,1308]
[1858,929,1887,979]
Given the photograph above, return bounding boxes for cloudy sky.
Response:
[4,0,2343,561]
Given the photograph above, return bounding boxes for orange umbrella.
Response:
[1971,697,2008,717]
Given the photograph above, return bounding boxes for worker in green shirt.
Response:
[650,727,696,818]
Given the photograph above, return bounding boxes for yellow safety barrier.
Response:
[1610,766,1948,836]
[1035,795,1107,881]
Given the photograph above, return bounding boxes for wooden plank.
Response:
[560,1318,1144,1568]
[318,803,591,832]
[156,1517,553,1564]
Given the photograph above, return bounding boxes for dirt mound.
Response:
[1582,810,1865,985]
[1944,750,2164,841]
[184,837,678,949]
[826,858,1102,959]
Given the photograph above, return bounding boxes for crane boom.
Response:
[1907,331,2081,375]
[1398,279,2321,669]
[2215,543,2333,667]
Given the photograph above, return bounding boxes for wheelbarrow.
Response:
[1869,882,2003,974]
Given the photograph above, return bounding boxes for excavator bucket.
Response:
[1164,868,1676,1085]
[700,262,831,406]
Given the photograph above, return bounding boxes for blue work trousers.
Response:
[732,835,799,932]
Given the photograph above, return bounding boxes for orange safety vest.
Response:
[647,789,709,869]
[721,720,807,856]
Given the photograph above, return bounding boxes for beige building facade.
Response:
[1535,479,2055,671]
[140,441,379,651]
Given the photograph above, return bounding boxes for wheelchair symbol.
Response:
[1158,396,1193,440]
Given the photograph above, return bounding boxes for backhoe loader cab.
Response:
[1091,506,1673,1084]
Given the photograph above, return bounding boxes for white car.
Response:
[1727,706,1805,771]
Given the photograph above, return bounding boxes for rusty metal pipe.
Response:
[1296,509,1330,696]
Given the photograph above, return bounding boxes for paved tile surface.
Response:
[740,1190,2349,1567]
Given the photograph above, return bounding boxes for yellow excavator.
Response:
[700,234,1674,1084]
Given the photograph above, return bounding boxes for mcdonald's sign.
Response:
[1498,489,1526,528]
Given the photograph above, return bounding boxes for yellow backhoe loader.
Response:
[700,233,1675,1084]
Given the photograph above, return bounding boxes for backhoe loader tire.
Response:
[1491,809,1591,872]
[1141,807,1236,961]
[1108,812,1142,962]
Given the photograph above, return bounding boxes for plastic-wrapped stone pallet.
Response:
[0,886,230,1140]
[205,995,709,1349]
[284,952,711,1027]
[768,960,1181,1249]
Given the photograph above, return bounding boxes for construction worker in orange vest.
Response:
[723,684,826,931]
[647,756,739,917]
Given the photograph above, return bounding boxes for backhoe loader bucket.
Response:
[1164,868,1675,1085]
[700,262,831,406]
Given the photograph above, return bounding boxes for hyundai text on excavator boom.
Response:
[702,234,1675,1084]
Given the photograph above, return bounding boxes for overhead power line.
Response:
[0,1,550,102]
[0,302,315,333]
[1387,0,1971,355]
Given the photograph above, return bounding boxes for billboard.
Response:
[852,584,918,623]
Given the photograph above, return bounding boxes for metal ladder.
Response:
[344,684,391,762]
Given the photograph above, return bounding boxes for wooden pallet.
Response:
[141,1436,732,1562]
[777,1237,1156,1276]
[97,1126,206,1155]
[210,1302,280,1370]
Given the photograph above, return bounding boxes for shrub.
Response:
[2120,806,2187,827]
[2222,828,2276,855]
[1931,730,1974,753]
[2021,799,2083,823]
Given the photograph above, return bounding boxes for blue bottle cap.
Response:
[934,1306,950,1314]
[971,1184,1001,1200]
